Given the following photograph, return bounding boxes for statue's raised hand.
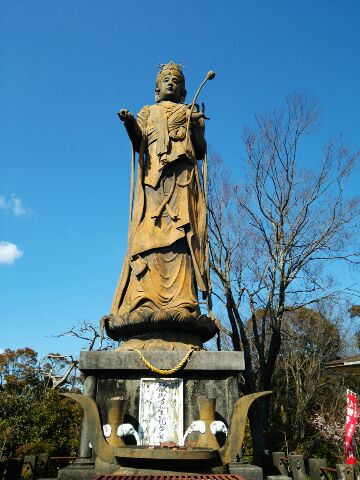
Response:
[118,109,134,124]
[189,103,209,127]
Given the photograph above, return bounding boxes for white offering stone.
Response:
[139,378,183,446]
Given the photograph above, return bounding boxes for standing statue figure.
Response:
[104,62,217,350]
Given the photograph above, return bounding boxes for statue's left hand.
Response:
[190,112,207,128]
[189,102,209,125]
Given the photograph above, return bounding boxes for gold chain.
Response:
[130,347,195,375]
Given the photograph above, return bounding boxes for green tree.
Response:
[0,348,38,392]
[270,307,347,459]
[0,348,81,459]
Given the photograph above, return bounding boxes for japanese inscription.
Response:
[138,378,183,445]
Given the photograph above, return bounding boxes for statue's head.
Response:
[155,62,186,103]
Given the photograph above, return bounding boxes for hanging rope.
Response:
[130,347,195,375]
[129,146,135,223]
[203,145,212,312]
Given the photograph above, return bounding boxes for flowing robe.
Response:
[110,101,208,329]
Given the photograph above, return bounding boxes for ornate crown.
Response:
[156,61,185,85]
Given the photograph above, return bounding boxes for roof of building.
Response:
[325,355,360,373]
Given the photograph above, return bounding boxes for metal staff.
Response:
[185,70,216,320]
[185,70,216,141]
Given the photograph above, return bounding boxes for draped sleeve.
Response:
[137,105,150,133]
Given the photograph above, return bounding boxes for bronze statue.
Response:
[104,62,216,350]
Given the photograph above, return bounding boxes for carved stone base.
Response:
[104,309,217,344]
[117,331,204,351]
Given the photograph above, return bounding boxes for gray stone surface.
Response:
[79,350,244,373]
[309,458,327,480]
[57,460,95,480]
[229,463,264,480]
[93,373,240,435]
[79,351,244,434]
[79,351,243,435]
[267,476,291,480]
[288,454,306,480]
[77,376,96,459]
[272,452,288,476]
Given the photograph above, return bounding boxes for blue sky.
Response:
[1,0,359,357]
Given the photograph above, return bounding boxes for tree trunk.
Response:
[248,395,272,471]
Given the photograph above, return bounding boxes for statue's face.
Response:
[158,72,183,102]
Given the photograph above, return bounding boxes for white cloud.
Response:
[11,197,26,216]
[0,349,4,354]
[0,241,24,265]
[0,195,27,216]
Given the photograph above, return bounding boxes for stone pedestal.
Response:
[58,350,244,478]
[81,350,244,434]
[229,463,264,480]
[57,459,95,480]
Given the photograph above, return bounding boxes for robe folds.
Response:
[110,101,208,323]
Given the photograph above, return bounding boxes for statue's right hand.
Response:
[118,109,133,123]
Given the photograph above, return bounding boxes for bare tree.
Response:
[39,354,78,390]
[54,320,117,351]
[208,93,360,461]
[349,305,360,317]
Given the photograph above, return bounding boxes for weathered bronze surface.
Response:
[103,62,216,349]
[188,397,220,450]
[219,391,272,465]
[106,398,127,447]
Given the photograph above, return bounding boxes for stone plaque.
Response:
[139,378,183,446]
